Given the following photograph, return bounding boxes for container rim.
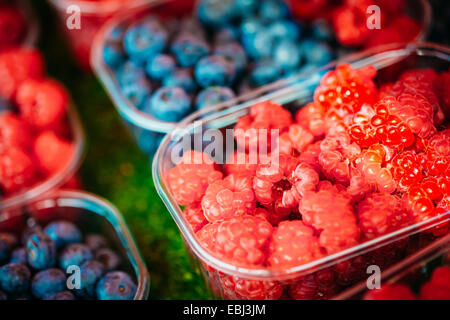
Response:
[28,189,151,300]
[20,0,40,48]
[91,0,431,134]
[48,0,160,15]
[153,41,450,281]
[0,105,86,211]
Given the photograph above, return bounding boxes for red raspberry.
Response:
[299,188,360,254]
[224,151,264,178]
[357,192,407,240]
[334,255,367,286]
[363,284,416,300]
[267,220,323,269]
[234,101,292,152]
[437,71,450,118]
[196,215,273,267]
[182,204,208,232]
[0,48,44,100]
[298,140,322,174]
[346,173,372,203]
[420,266,450,300]
[0,146,36,194]
[62,174,82,189]
[366,16,420,49]
[288,269,337,300]
[201,173,255,222]
[168,151,223,206]
[33,131,75,175]
[390,151,423,192]
[276,124,314,156]
[0,112,32,150]
[219,274,283,300]
[295,102,326,138]
[0,6,25,49]
[332,5,370,47]
[289,0,330,21]
[16,79,69,129]
[424,129,450,176]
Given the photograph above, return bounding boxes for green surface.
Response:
[34,1,210,299]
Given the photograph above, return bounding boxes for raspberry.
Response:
[0,6,25,49]
[219,274,283,300]
[363,284,416,300]
[299,188,360,254]
[357,192,407,240]
[234,101,292,152]
[332,5,370,47]
[33,131,74,176]
[390,151,423,191]
[196,215,273,267]
[0,48,44,100]
[182,204,208,232]
[295,102,326,137]
[201,173,256,222]
[437,71,450,118]
[224,151,262,178]
[298,140,322,174]
[0,112,32,150]
[16,79,69,129]
[277,124,314,156]
[0,146,36,194]
[288,269,337,300]
[424,129,450,176]
[334,256,367,286]
[420,266,450,300]
[168,151,223,206]
[267,220,322,269]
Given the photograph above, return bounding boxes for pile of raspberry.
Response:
[0,1,27,49]
[290,0,421,48]
[167,63,449,300]
[0,47,76,198]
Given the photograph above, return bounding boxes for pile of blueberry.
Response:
[0,219,137,300]
[102,0,335,125]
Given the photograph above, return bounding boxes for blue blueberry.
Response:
[162,69,197,93]
[0,290,6,300]
[107,24,126,43]
[311,19,334,42]
[116,60,146,86]
[146,86,191,122]
[21,221,42,245]
[259,0,289,22]
[136,129,164,156]
[10,247,26,264]
[84,234,108,252]
[0,263,30,294]
[171,34,210,68]
[194,55,236,88]
[59,243,93,271]
[214,25,239,44]
[121,76,152,110]
[26,233,56,270]
[250,59,283,87]
[198,0,236,27]
[0,97,13,113]
[0,232,18,248]
[44,220,82,248]
[146,54,176,81]
[299,39,334,66]
[44,290,75,300]
[123,20,168,63]
[96,271,137,300]
[95,248,121,272]
[268,20,302,41]
[214,42,247,74]
[74,260,104,299]
[178,18,206,39]
[195,86,235,110]
[31,268,66,299]
[240,17,265,40]
[103,43,125,69]
[273,39,302,71]
[242,28,275,60]
[233,0,258,16]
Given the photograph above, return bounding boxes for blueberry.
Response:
[268,20,302,41]
[0,263,30,294]
[195,86,235,110]
[121,76,152,110]
[136,129,164,156]
[259,0,289,22]
[74,260,104,299]
[84,234,108,252]
[0,97,13,113]
[10,247,26,264]
[21,220,42,245]
[123,19,168,63]
[250,59,283,87]
[44,290,75,300]
[107,24,126,43]
[198,0,236,27]
[95,248,121,272]
[273,39,302,71]
[299,39,334,66]
[311,19,334,42]
[44,220,82,248]
[145,54,176,81]
[116,60,146,86]
[214,25,239,44]
[0,232,18,248]
[214,42,247,74]
[233,0,258,16]
[103,43,125,69]
[26,233,56,270]
[0,239,11,264]
[194,55,236,88]
[146,87,191,122]
[59,243,93,271]
[31,268,66,299]
[162,69,197,94]
[171,34,210,68]
[178,18,206,38]
[96,271,137,300]
[242,29,275,60]
[240,17,264,40]
[0,290,6,300]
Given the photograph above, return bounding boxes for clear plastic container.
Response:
[0,189,150,300]
[152,42,450,300]
[335,233,450,300]
[0,105,85,211]
[18,0,40,47]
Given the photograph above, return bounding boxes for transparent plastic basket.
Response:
[19,0,40,47]
[0,189,150,300]
[152,42,450,300]
[335,233,450,300]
